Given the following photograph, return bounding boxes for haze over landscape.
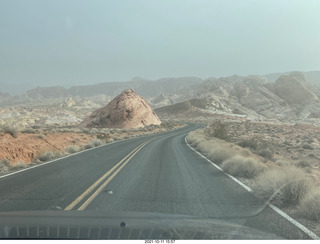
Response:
[1,0,320,94]
[1,0,320,240]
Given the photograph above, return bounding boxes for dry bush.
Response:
[275,159,291,167]
[302,144,314,150]
[82,128,91,134]
[96,133,111,142]
[297,161,312,168]
[221,155,265,178]
[237,139,258,150]
[10,161,26,170]
[207,146,236,164]
[254,166,311,207]
[0,159,10,173]
[297,190,320,221]
[84,139,105,149]
[66,145,80,154]
[257,148,274,161]
[21,128,35,134]
[37,151,62,162]
[37,133,45,139]
[187,131,237,164]
[1,126,19,138]
[205,121,229,140]
[238,149,251,157]
[193,140,213,153]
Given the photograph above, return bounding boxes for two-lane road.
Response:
[0,124,314,239]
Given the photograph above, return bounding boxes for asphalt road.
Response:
[0,124,313,239]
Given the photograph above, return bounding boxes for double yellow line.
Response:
[65,141,148,211]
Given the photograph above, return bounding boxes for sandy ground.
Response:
[0,132,93,164]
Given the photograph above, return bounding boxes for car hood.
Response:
[0,210,281,239]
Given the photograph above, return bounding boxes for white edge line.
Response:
[0,136,139,180]
[184,136,252,192]
[184,135,320,240]
[269,205,319,240]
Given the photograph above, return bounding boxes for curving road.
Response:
[0,124,314,239]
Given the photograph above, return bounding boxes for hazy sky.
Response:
[1,0,320,92]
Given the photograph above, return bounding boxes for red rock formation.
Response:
[79,89,162,128]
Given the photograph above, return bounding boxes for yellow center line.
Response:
[64,142,147,210]
[77,141,148,211]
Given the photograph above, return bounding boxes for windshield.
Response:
[0,0,320,240]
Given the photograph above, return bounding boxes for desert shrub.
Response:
[275,159,290,167]
[239,149,251,157]
[297,161,311,168]
[37,151,61,162]
[221,155,264,178]
[37,133,45,139]
[187,131,236,164]
[66,145,80,154]
[193,140,212,153]
[207,147,236,164]
[308,153,316,158]
[237,139,258,150]
[84,139,105,149]
[10,161,26,170]
[82,128,91,134]
[21,128,35,133]
[254,166,311,207]
[90,128,98,134]
[2,126,19,138]
[297,190,320,221]
[302,144,314,150]
[0,159,10,173]
[257,148,274,160]
[96,133,111,142]
[205,121,229,140]
[304,138,314,144]
[92,139,104,146]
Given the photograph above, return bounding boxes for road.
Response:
[0,124,313,239]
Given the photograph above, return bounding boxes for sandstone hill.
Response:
[79,89,161,128]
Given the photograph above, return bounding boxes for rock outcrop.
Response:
[79,89,161,128]
[274,72,318,105]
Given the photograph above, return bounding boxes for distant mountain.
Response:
[24,77,202,100]
[69,77,202,98]
[1,83,34,95]
[26,86,69,99]
[155,72,320,125]
[265,70,320,85]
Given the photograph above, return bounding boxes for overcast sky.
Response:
[1,0,320,93]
